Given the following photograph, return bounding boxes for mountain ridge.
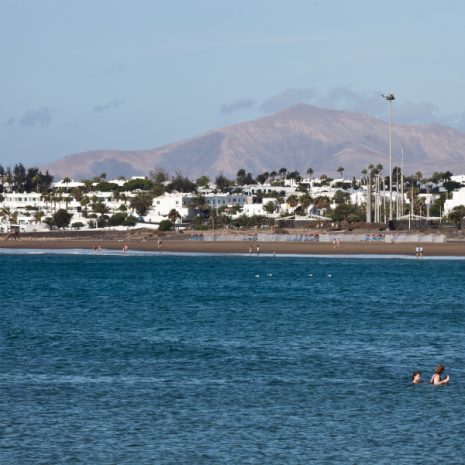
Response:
[42,104,465,179]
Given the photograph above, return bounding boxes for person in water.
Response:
[412,371,422,384]
[431,364,450,385]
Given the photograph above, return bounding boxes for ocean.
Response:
[1,252,464,464]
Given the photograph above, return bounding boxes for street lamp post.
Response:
[382,93,395,222]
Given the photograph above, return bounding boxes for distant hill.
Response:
[42,104,465,180]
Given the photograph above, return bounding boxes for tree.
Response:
[167,172,196,193]
[150,168,169,185]
[263,201,278,214]
[33,211,44,223]
[13,163,27,191]
[123,178,153,191]
[256,172,269,185]
[313,195,331,211]
[130,192,154,216]
[299,193,312,213]
[53,209,73,229]
[333,190,350,205]
[286,195,299,208]
[108,212,128,226]
[95,181,120,192]
[236,168,246,186]
[168,208,181,223]
[337,166,344,178]
[62,177,72,192]
[92,202,110,216]
[215,174,233,192]
[158,219,173,231]
[448,205,465,223]
[443,180,462,195]
[331,204,361,223]
[196,175,210,188]
[306,167,314,178]
[286,170,301,182]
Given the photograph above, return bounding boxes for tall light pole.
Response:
[382,93,395,221]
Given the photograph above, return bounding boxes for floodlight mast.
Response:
[382,93,395,222]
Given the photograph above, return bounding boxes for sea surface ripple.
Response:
[1,253,464,464]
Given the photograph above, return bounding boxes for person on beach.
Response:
[431,364,450,385]
[157,239,162,249]
[415,245,420,258]
[256,244,260,256]
[249,244,253,255]
[412,371,422,384]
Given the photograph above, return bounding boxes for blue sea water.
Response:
[1,252,465,464]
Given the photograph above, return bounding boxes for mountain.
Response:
[42,104,465,180]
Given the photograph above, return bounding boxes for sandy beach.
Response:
[1,236,465,256]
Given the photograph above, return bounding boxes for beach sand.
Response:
[1,236,465,256]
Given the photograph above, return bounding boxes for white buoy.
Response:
[327,274,332,277]
[268,273,272,277]
[255,274,260,278]
[308,273,313,277]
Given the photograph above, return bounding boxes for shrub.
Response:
[158,219,173,231]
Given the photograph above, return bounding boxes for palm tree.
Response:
[92,202,110,216]
[62,177,71,192]
[337,166,344,178]
[299,193,312,214]
[306,167,314,178]
[33,210,45,224]
[168,208,181,224]
[286,194,299,208]
[313,195,331,211]
[82,180,93,193]
[361,168,368,185]
[189,192,207,212]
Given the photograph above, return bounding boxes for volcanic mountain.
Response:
[43,104,465,180]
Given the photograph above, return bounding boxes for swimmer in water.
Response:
[431,364,450,385]
[412,371,422,384]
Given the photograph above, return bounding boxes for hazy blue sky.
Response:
[2,0,465,167]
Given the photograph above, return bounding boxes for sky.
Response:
[2,0,465,168]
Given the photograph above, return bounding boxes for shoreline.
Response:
[2,238,465,257]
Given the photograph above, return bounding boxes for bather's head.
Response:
[435,364,445,375]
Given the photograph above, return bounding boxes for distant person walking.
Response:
[256,244,260,256]
[415,245,421,259]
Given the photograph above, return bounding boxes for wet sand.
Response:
[1,237,465,256]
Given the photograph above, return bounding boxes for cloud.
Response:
[259,86,443,125]
[393,102,439,124]
[259,88,316,113]
[5,107,52,128]
[316,87,385,116]
[93,99,124,114]
[220,98,255,114]
[442,112,465,132]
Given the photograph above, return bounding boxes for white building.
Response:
[444,187,465,215]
